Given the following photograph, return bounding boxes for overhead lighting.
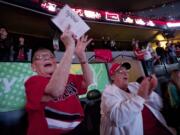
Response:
[72,8,84,17]
[146,20,155,27]
[84,10,101,19]
[135,19,146,25]
[41,2,57,12]
[123,17,133,23]
[156,34,167,49]
[47,2,57,12]
[40,1,177,28]
[105,12,120,22]
[167,22,180,27]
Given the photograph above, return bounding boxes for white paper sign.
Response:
[51,5,90,39]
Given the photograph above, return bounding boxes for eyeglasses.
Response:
[33,53,55,61]
[116,69,129,74]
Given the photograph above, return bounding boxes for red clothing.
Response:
[142,105,172,135]
[25,75,86,135]
[133,47,144,60]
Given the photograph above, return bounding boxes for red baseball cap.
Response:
[109,62,131,76]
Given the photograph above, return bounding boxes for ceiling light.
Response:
[84,10,101,19]
[146,20,155,27]
[167,22,180,27]
[135,19,146,25]
[123,17,133,23]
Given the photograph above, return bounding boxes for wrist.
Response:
[80,61,87,64]
[66,45,75,51]
[77,55,87,62]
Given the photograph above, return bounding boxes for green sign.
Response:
[0,62,35,112]
[0,62,109,112]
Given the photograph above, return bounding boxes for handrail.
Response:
[88,54,136,63]
[112,54,135,60]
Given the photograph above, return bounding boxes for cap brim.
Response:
[121,62,131,70]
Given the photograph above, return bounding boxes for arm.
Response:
[138,74,163,110]
[45,29,76,98]
[75,35,93,87]
[128,81,163,110]
[146,91,163,110]
[108,77,153,126]
[101,86,145,127]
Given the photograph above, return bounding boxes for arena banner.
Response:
[0,62,109,112]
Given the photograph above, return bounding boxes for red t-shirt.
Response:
[142,105,172,135]
[25,75,86,135]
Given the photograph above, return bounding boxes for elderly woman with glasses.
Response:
[100,62,176,135]
[25,28,93,135]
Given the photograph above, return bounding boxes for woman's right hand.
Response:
[138,77,151,99]
[60,27,75,49]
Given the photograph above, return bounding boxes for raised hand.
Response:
[60,26,76,49]
[138,77,151,99]
[149,74,158,91]
[138,75,158,99]
[75,35,92,61]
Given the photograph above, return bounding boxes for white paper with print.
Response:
[51,5,90,39]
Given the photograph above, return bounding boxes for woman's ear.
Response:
[110,75,115,81]
[31,64,36,72]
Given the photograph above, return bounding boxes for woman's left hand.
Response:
[75,35,92,61]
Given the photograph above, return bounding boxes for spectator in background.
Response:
[132,39,144,61]
[167,43,178,64]
[0,27,13,61]
[100,62,176,135]
[167,69,180,109]
[156,41,167,64]
[143,42,154,75]
[25,28,93,135]
[163,69,180,134]
[152,51,161,65]
[14,36,28,61]
[175,44,180,58]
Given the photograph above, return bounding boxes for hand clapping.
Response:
[138,74,158,99]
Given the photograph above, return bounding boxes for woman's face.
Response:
[0,28,8,39]
[113,67,129,90]
[31,49,57,77]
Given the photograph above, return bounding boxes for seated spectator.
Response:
[0,27,13,61]
[14,36,28,61]
[100,62,176,135]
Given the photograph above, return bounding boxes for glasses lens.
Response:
[34,53,54,61]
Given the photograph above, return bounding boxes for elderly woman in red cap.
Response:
[100,62,176,135]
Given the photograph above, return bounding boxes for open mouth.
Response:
[123,77,128,80]
[44,63,52,67]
